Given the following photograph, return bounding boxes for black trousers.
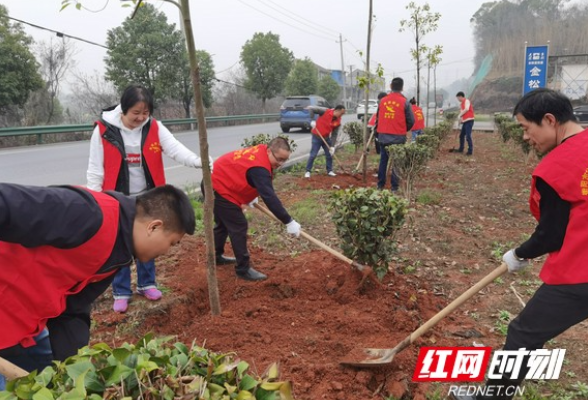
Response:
[213,192,250,273]
[481,282,588,399]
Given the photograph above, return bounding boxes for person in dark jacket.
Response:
[210,137,301,281]
[0,183,195,388]
[375,77,414,191]
[453,89,588,400]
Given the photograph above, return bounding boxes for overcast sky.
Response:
[2,0,488,92]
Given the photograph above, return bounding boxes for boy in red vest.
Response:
[453,88,588,400]
[0,183,195,388]
[453,91,475,155]
[409,97,425,142]
[304,105,346,178]
[211,137,301,281]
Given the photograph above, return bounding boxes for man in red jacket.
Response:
[0,183,195,388]
[304,105,346,178]
[375,78,414,191]
[211,137,301,281]
[409,97,425,142]
[453,89,588,400]
[453,91,475,155]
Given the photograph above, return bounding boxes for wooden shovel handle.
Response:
[355,129,376,171]
[0,356,29,380]
[407,263,508,346]
[253,203,355,266]
[315,129,345,169]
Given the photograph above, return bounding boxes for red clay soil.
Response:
[90,131,588,399]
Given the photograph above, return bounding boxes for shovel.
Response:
[340,263,508,367]
[449,121,462,152]
[354,128,376,172]
[253,203,380,286]
[0,356,29,381]
[314,128,350,174]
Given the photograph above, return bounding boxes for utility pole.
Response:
[349,64,354,105]
[338,33,347,108]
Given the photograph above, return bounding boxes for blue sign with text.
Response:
[523,45,549,95]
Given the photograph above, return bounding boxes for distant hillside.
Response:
[471,76,522,113]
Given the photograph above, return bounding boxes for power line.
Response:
[252,0,338,40]
[261,0,340,36]
[235,0,335,42]
[6,15,108,49]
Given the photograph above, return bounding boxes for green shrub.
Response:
[342,121,364,151]
[387,143,431,200]
[0,334,293,400]
[415,133,440,156]
[330,188,407,279]
[241,133,298,153]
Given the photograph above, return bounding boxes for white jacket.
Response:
[86,105,203,194]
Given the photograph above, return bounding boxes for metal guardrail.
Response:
[0,113,280,143]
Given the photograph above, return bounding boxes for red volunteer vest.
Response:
[212,145,273,207]
[0,190,120,348]
[311,109,342,137]
[368,112,377,127]
[460,98,475,121]
[411,105,425,130]
[529,129,588,284]
[377,92,409,135]
[97,119,166,191]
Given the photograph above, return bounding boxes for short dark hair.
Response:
[456,91,465,98]
[334,104,346,111]
[269,136,291,152]
[391,77,404,91]
[120,85,154,115]
[513,88,576,125]
[409,97,417,105]
[136,185,195,235]
[378,92,387,100]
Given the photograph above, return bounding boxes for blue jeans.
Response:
[411,129,423,142]
[0,328,53,390]
[305,135,333,173]
[458,120,474,154]
[112,259,157,299]
[378,144,402,190]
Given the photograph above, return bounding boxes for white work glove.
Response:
[247,197,259,208]
[329,147,335,156]
[503,249,529,273]
[286,219,301,238]
[208,156,214,173]
[310,120,316,129]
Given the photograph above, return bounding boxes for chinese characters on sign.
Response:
[413,347,566,382]
[523,45,549,95]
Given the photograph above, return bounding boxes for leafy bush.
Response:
[330,188,407,279]
[342,121,364,151]
[0,334,293,400]
[387,143,431,200]
[241,133,298,153]
[415,133,440,156]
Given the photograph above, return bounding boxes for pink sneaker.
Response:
[113,299,128,313]
[137,288,162,301]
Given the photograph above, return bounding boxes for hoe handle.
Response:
[253,203,355,266]
[407,263,508,346]
[0,356,29,380]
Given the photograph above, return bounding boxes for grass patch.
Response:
[416,188,443,205]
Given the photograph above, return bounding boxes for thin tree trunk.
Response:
[179,0,221,315]
[361,0,374,183]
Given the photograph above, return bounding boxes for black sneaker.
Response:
[216,255,237,265]
[236,267,267,281]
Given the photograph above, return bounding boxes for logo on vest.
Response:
[149,142,162,153]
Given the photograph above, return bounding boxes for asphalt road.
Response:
[0,115,357,190]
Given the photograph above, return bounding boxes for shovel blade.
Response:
[339,348,396,368]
